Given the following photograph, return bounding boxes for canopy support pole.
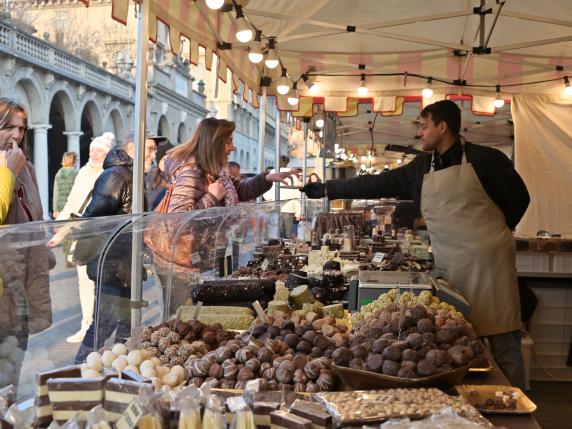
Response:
[322,114,328,214]
[130,0,150,329]
[274,112,281,202]
[256,87,267,202]
[302,119,309,219]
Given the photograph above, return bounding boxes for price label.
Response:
[260,258,270,271]
[191,252,201,264]
[372,252,386,263]
[116,399,144,429]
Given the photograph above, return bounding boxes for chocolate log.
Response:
[289,400,333,429]
[270,410,312,429]
[104,377,144,422]
[190,279,275,304]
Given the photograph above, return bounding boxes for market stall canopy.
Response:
[83,0,572,112]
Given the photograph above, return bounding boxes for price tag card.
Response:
[116,399,144,429]
[260,258,270,271]
[372,252,386,263]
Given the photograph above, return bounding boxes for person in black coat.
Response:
[76,148,143,362]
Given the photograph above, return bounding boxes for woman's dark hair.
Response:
[420,100,461,136]
[0,98,29,155]
[167,117,235,178]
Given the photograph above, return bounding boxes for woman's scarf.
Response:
[219,167,239,207]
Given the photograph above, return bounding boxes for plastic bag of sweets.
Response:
[84,405,112,429]
[201,395,225,429]
[227,397,255,429]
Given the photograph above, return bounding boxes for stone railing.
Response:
[0,19,134,101]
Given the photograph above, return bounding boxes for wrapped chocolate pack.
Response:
[85,405,112,429]
[376,407,494,428]
[313,388,482,427]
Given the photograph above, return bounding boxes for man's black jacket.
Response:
[326,141,530,230]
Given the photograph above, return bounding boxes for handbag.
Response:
[69,226,108,267]
[144,164,214,271]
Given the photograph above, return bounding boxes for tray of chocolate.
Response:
[313,388,489,426]
[333,362,469,390]
[455,385,537,414]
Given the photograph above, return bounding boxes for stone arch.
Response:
[78,95,104,137]
[9,68,46,124]
[104,102,127,146]
[47,82,78,131]
[157,115,170,140]
[177,123,187,144]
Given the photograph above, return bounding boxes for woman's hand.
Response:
[208,180,227,201]
[6,141,27,176]
[265,169,301,185]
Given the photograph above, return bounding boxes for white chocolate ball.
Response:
[8,348,24,364]
[82,369,100,378]
[140,349,152,360]
[140,360,156,373]
[127,350,143,367]
[141,368,156,379]
[80,363,90,372]
[170,365,185,383]
[0,360,14,373]
[101,350,117,367]
[155,365,170,378]
[161,373,179,388]
[0,343,10,358]
[151,357,161,366]
[86,352,103,372]
[112,357,128,372]
[125,365,140,374]
[111,343,128,356]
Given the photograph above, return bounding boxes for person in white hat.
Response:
[48,131,115,343]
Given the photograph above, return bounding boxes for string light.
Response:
[564,77,572,96]
[358,74,368,96]
[248,30,263,63]
[265,38,279,69]
[397,158,402,164]
[287,81,299,106]
[422,77,433,98]
[205,0,224,9]
[494,85,505,108]
[277,68,291,95]
[315,118,324,128]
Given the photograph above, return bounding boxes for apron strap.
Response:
[429,138,467,172]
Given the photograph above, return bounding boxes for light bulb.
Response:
[361,155,367,161]
[287,85,299,106]
[397,158,402,164]
[265,38,279,69]
[277,68,290,95]
[384,164,389,169]
[316,119,324,128]
[236,21,253,43]
[360,163,366,170]
[564,77,572,96]
[319,131,323,138]
[494,85,505,108]
[206,0,224,9]
[358,79,368,96]
[422,87,434,98]
[309,84,319,95]
[248,30,263,63]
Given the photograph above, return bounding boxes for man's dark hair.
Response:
[420,100,462,136]
[228,161,240,169]
[279,155,290,167]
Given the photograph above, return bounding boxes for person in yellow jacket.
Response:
[0,141,27,223]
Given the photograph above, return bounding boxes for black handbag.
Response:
[69,223,109,267]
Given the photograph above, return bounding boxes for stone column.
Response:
[32,124,52,220]
[63,131,83,163]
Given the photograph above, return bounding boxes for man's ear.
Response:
[438,120,448,135]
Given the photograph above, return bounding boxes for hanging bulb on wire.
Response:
[277,68,291,95]
[358,73,368,96]
[206,0,224,9]
[287,82,299,106]
[315,118,324,128]
[248,30,263,63]
[494,85,505,108]
[235,6,253,43]
[264,38,279,69]
[422,77,433,98]
[564,77,572,96]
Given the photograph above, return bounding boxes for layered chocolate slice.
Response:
[47,377,105,423]
[35,365,81,426]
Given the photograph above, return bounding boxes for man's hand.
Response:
[300,182,326,199]
[6,141,26,177]
[208,180,226,201]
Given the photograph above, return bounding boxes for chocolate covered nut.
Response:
[332,347,352,367]
[262,366,276,381]
[366,354,383,372]
[293,354,308,370]
[257,346,274,363]
[284,334,300,349]
[381,346,402,362]
[208,363,223,379]
[317,369,334,391]
[276,367,294,384]
[310,347,323,358]
[382,360,400,376]
[350,345,368,360]
[236,348,254,364]
[238,367,255,381]
[296,340,312,354]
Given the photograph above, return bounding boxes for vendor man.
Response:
[302,100,530,388]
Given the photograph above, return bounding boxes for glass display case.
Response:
[0,199,324,401]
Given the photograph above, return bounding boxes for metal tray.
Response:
[333,363,469,390]
[455,384,537,414]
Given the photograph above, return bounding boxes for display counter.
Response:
[0,199,542,428]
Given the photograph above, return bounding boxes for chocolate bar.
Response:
[121,370,152,384]
[253,392,283,428]
[35,365,81,426]
[270,410,312,429]
[289,400,332,429]
[104,377,143,422]
[47,377,105,423]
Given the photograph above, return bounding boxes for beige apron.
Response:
[421,144,521,336]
